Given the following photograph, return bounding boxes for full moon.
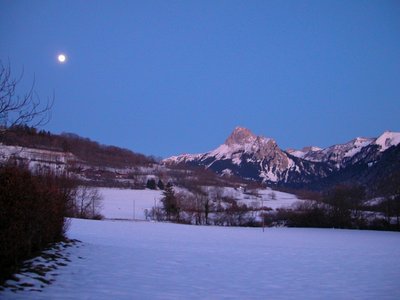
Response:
[57,54,67,63]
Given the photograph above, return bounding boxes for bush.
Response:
[0,164,73,283]
[276,201,331,228]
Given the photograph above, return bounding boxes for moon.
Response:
[57,53,67,63]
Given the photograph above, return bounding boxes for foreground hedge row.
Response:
[0,165,74,283]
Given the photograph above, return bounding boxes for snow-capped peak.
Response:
[374,131,400,152]
[163,128,400,184]
[343,137,374,158]
[288,136,375,164]
[163,126,291,183]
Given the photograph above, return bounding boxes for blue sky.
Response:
[1,0,399,157]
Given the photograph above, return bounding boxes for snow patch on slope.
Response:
[298,137,374,164]
[374,131,400,152]
[287,146,322,158]
[344,137,374,157]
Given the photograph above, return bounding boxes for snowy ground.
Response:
[98,188,163,220]
[98,187,300,221]
[2,188,400,299]
[2,219,400,299]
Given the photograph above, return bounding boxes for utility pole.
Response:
[261,198,265,232]
[133,198,136,221]
[154,197,157,221]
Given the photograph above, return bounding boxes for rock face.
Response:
[165,127,290,182]
[164,127,400,189]
[165,127,320,183]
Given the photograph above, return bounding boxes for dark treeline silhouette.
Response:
[271,183,400,231]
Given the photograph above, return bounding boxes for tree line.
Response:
[271,182,400,231]
[0,126,155,168]
[152,180,400,231]
[150,183,269,227]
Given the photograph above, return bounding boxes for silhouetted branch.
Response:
[0,60,54,132]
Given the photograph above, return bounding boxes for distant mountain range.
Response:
[164,127,400,193]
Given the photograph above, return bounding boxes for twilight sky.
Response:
[1,0,399,158]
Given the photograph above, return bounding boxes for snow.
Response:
[99,188,163,220]
[98,187,300,222]
[208,142,257,161]
[99,187,301,220]
[254,189,300,209]
[344,137,374,158]
[209,135,273,160]
[260,169,279,183]
[2,219,400,299]
[287,147,322,159]
[150,130,400,170]
[298,137,375,164]
[166,128,275,166]
[234,188,301,210]
[209,143,234,159]
[0,144,75,172]
[287,149,306,158]
[375,131,400,152]
[2,185,400,299]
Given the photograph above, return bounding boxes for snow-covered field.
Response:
[98,187,300,221]
[2,188,400,299]
[99,188,163,220]
[2,219,400,299]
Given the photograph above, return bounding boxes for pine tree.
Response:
[157,179,165,190]
[161,183,179,221]
[146,178,157,190]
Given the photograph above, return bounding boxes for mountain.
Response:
[164,127,333,183]
[287,137,374,166]
[164,127,400,193]
[166,127,297,182]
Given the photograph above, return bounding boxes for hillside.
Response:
[0,126,155,168]
[0,126,161,188]
[0,126,248,191]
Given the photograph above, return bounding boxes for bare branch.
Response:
[0,60,54,132]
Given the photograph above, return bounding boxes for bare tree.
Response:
[71,186,103,219]
[0,61,53,131]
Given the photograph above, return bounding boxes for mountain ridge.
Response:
[164,127,400,192]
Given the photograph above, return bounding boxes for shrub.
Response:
[0,164,73,283]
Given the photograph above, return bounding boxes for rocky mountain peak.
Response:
[224,127,256,146]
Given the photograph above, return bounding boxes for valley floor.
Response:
[2,218,400,299]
